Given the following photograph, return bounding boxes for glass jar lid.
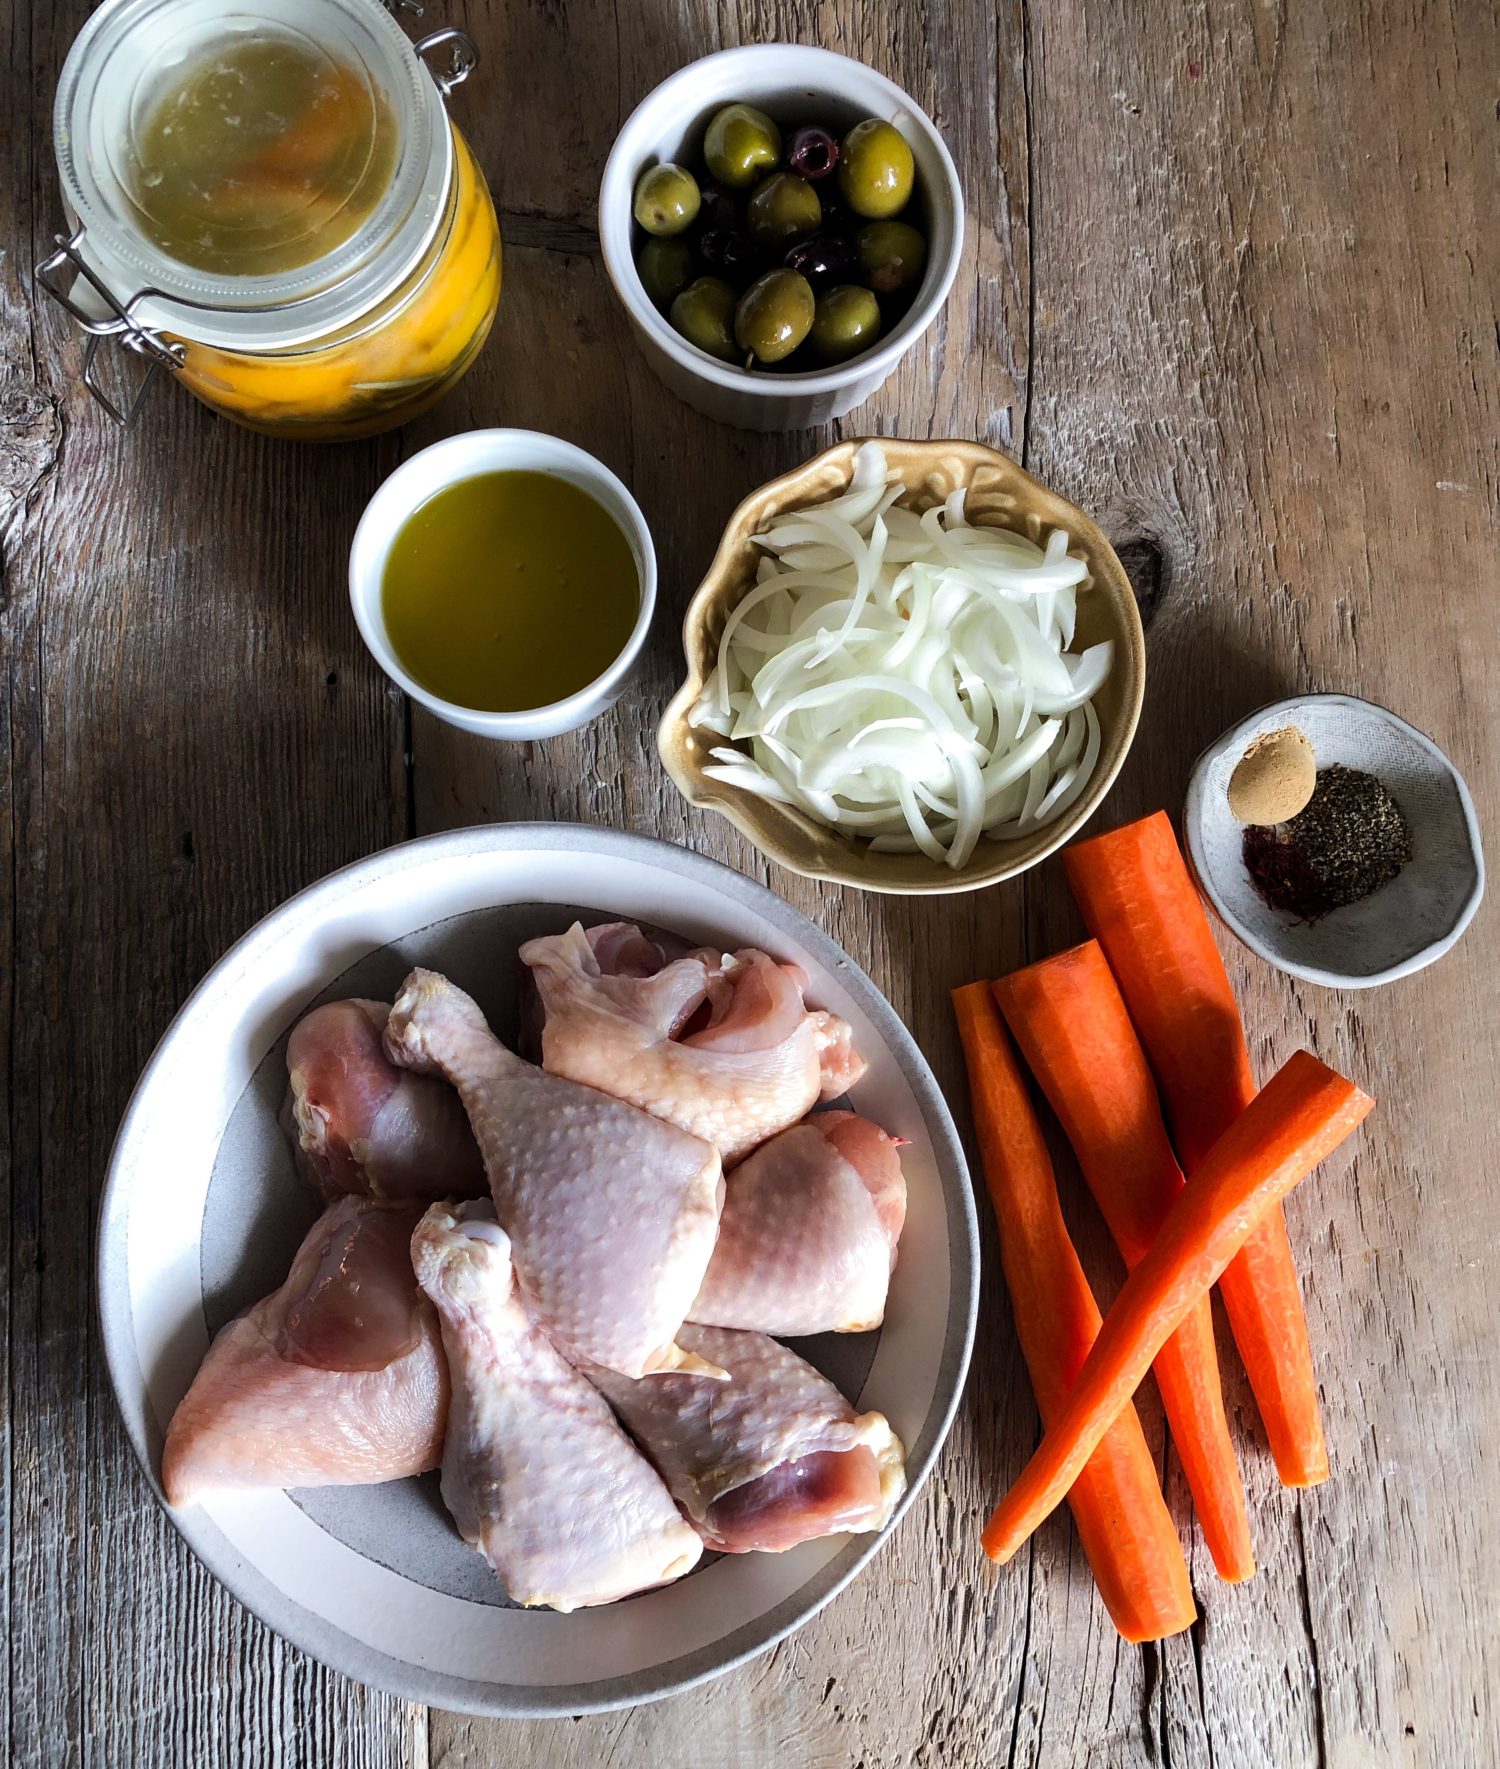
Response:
[52,0,455,350]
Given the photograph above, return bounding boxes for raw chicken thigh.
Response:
[690,1113,907,1335]
[385,968,724,1379]
[589,1324,906,1553]
[286,998,484,1200]
[162,1197,447,1507]
[519,921,868,1163]
[412,1202,703,1610]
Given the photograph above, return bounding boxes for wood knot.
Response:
[1114,537,1168,630]
[0,384,65,512]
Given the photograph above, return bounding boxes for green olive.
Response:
[854,219,927,294]
[734,268,815,366]
[746,172,822,252]
[633,162,701,236]
[637,236,697,309]
[810,284,882,364]
[670,276,739,362]
[837,119,915,219]
[703,103,782,189]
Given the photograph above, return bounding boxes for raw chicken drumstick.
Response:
[588,1324,906,1553]
[690,1112,907,1335]
[412,1201,703,1610]
[162,1197,448,1507]
[519,922,868,1164]
[286,998,485,1201]
[385,967,724,1379]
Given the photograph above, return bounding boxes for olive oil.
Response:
[382,471,640,713]
[125,33,397,276]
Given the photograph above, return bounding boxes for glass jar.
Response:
[41,0,502,440]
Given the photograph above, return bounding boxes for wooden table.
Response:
[3,0,1494,1763]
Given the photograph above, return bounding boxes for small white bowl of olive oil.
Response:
[350,430,657,739]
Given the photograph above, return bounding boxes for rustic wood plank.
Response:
[2,7,418,1765]
[1021,1,1498,1766]
[416,1,1170,1763]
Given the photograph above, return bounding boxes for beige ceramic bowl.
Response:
[658,439,1146,894]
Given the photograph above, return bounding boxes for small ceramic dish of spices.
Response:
[1184,694,1484,989]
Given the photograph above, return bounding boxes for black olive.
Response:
[694,179,739,235]
[784,233,858,288]
[699,227,759,286]
[787,124,840,182]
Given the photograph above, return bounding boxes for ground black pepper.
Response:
[1242,764,1412,921]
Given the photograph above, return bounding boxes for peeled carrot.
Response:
[1064,812,1331,1487]
[994,944,1255,1582]
[952,983,1196,1641]
[982,1050,1372,1564]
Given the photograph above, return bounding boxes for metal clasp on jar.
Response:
[39,11,482,427]
[413,27,479,96]
[35,230,186,427]
[381,2,479,98]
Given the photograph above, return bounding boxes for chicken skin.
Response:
[385,968,724,1379]
[286,998,484,1201]
[519,922,868,1164]
[588,1324,906,1554]
[162,1197,448,1507]
[690,1112,907,1336]
[412,1202,703,1610]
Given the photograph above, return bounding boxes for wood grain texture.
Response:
[1,0,1494,1764]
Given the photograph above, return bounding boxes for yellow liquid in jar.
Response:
[125,34,397,275]
[382,472,641,714]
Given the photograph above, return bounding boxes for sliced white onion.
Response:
[1031,641,1114,715]
[690,444,1112,868]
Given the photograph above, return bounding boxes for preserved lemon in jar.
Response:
[43,0,502,439]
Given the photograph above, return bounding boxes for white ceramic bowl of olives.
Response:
[600,45,964,432]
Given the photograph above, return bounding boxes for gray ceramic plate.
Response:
[98,825,978,1715]
[1185,695,1484,988]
